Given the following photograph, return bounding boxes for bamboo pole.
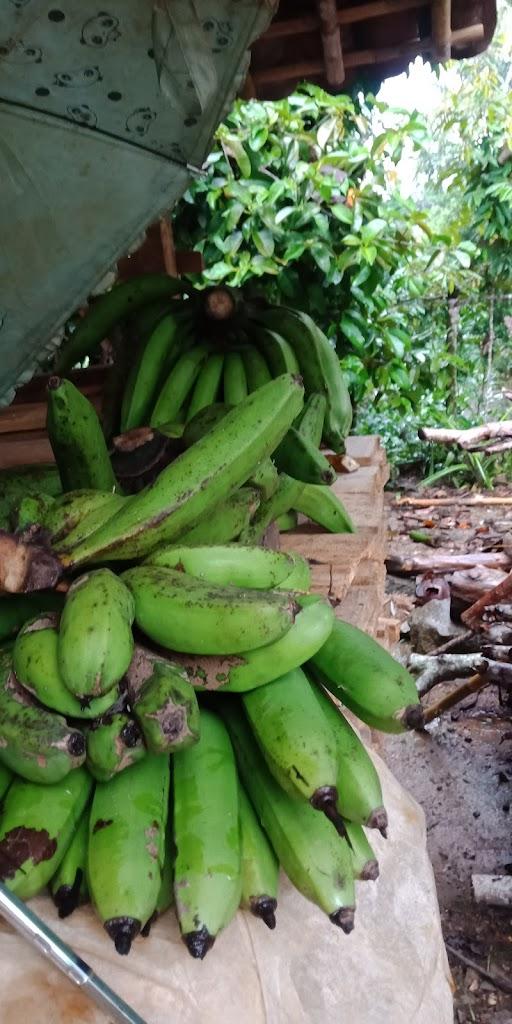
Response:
[316,0,345,88]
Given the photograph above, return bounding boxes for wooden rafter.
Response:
[265,0,430,39]
[316,0,345,89]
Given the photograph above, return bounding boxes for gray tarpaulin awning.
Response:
[0,0,275,404]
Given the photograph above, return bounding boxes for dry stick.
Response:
[481,645,512,662]
[461,568,512,626]
[418,420,512,447]
[483,438,512,455]
[393,495,512,508]
[386,550,510,574]
[429,631,473,656]
[445,943,512,997]
[421,674,489,725]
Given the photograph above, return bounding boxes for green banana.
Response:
[182,402,278,500]
[173,709,241,958]
[56,274,185,372]
[251,326,300,376]
[130,297,172,340]
[133,660,199,754]
[223,351,248,405]
[0,767,92,898]
[275,510,298,532]
[88,753,170,954]
[310,619,422,733]
[273,427,336,485]
[15,494,56,530]
[258,306,352,450]
[46,377,119,493]
[177,488,260,545]
[156,812,174,917]
[294,484,355,533]
[58,569,135,697]
[150,344,209,427]
[0,465,62,530]
[239,786,278,929]
[241,344,272,392]
[294,393,327,448]
[122,565,298,655]
[0,591,64,643]
[169,594,334,693]
[243,667,338,811]
[276,552,311,592]
[186,352,225,421]
[239,473,304,545]
[51,807,90,917]
[344,820,379,881]
[13,614,120,719]
[0,655,85,783]
[221,701,355,932]
[120,313,183,431]
[45,489,121,544]
[145,543,296,590]
[54,493,127,553]
[0,764,12,800]
[249,458,279,501]
[86,713,146,782]
[310,683,388,833]
[61,375,304,567]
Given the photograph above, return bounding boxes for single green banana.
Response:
[56,274,186,372]
[45,489,121,544]
[294,484,355,533]
[168,594,334,693]
[239,785,278,929]
[0,764,13,800]
[144,544,296,590]
[133,661,199,754]
[51,807,90,917]
[0,655,85,784]
[344,820,379,881]
[0,591,64,643]
[251,326,300,375]
[310,683,388,833]
[0,465,62,530]
[150,344,209,427]
[221,701,355,932]
[120,314,182,431]
[13,614,120,718]
[0,767,92,898]
[173,709,241,958]
[275,510,298,532]
[54,493,127,553]
[88,753,170,954]
[46,377,119,493]
[223,351,248,405]
[186,352,225,421]
[273,427,336,485]
[182,403,278,500]
[294,393,327,448]
[243,667,339,811]
[61,375,304,567]
[15,494,56,531]
[130,297,172,340]
[238,473,304,545]
[140,804,174,932]
[241,345,272,392]
[310,619,423,733]
[258,307,352,450]
[86,713,146,782]
[58,569,134,697]
[122,565,298,655]
[177,488,260,545]
[276,552,311,592]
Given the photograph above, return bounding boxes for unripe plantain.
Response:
[239,786,278,929]
[86,713,146,782]
[51,807,90,917]
[144,543,296,590]
[132,660,199,754]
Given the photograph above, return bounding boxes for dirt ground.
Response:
[377,487,512,1023]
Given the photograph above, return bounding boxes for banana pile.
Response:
[0,283,422,965]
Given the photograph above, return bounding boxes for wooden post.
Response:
[316,0,345,89]
[432,0,452,60]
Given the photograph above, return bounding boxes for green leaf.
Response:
[202,261,232,282]
[340,315,366,349]
[252,228,275,257]
[330,204,353,225]
[311,243,332,274]
[362,218,387,242]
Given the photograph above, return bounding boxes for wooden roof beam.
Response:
[432,0,452,60]
[316,0,345,89]
[265,0,430,40]
[252,23,484,84]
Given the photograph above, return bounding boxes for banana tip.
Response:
[183,926,215,959]
[105,916,140,956]
[329,907,355,934]
[399,703,425,731]
[53,884,80,919]
[360,860,380,881]
[47,375,62,391]
[251,896,277,930]
[366,807,388,836]
[310,785,338,814]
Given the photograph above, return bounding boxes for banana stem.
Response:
[422,673,488,726]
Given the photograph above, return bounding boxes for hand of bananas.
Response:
[0,281,422,963]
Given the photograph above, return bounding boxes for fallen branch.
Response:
[418,420,512,449]
[461,568,512,627]
[409,653,486,696]
[481,644,511,662]
[482,439,512,455]
[445,943,512,996]
[429,631,473,656]
[386,550,510,575]
[446,567,509,604]
[421,673,488,724]
[394,495,512,508]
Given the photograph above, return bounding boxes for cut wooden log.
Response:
[387,550,511,574]
[394,495,512,508]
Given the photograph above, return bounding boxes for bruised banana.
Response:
[13,614,119,719]
[150,344,209,427]
[177,488,260,545]
[310,619,422,733]
[51,806,90,917]
[60,375,304,567]
[239,785,278,929]
[168,594,334,693]
[0,768,92,899]
[123,565,298,655]
[221,701,355,932]
[273,427,336,485]
[46,377,119,493]
[173,709,241,958]
[0,592,64,644]
[310,683,388,834]
[187,352,225,421]
[58,569,135,698]
[0,655,85,784]
[86,713,146,781]
[145,543,296,590]
[344,820,379,881]
[88,753,170,954]
[294,392,326,448]
[223,351,248,405]
[132,659,199,754]
[294,483,355,534]
[243,667,339,812]
[241,345,272,391]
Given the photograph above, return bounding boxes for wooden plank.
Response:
[344,435,381,465]
[0,433,55,469]
[432,0,452,59]
[265,0,430,39]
